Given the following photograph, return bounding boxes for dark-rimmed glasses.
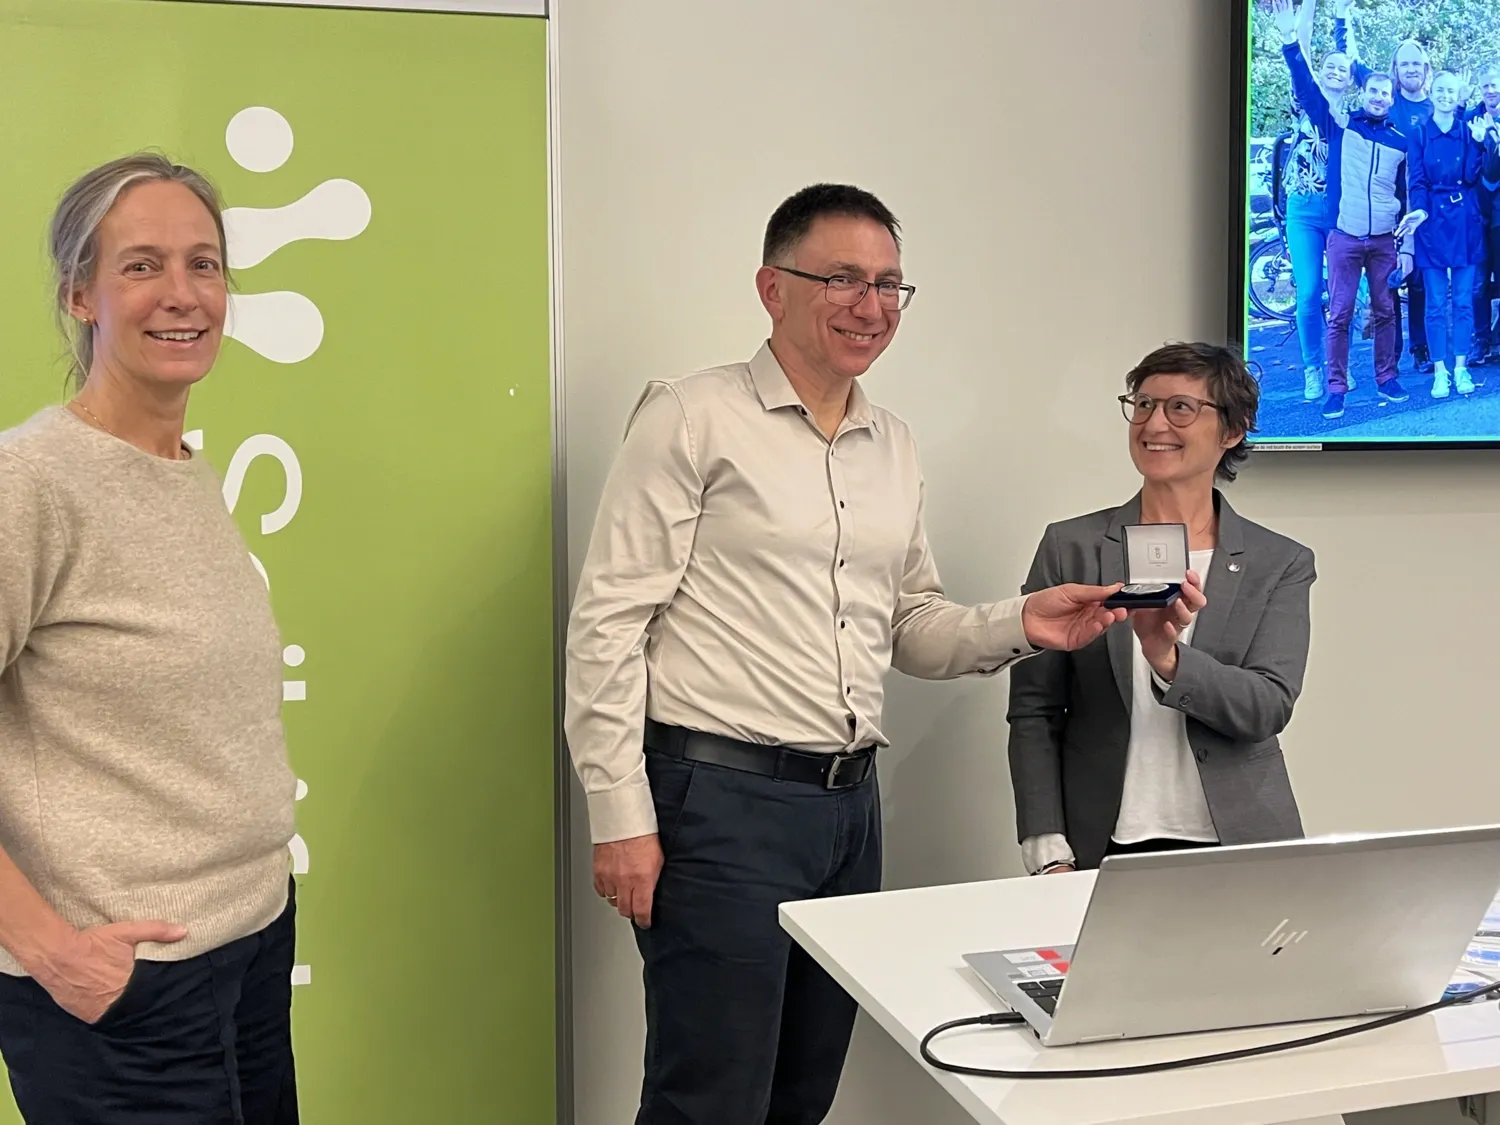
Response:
[775,267,916,311]
[1118,393,1222,427]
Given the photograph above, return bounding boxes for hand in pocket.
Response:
[34,920,185,1024]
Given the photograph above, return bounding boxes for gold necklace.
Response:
[70,399,184,460]
[71,399,114,437]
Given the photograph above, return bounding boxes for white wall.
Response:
[556,2,1500,1122]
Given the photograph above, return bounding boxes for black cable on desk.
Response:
[919,979,1500,1080]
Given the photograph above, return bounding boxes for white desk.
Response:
[780,870,1500,1125]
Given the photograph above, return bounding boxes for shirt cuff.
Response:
[1021,833,1075,874]
[585,774,659,844]
[983,594,1037,665]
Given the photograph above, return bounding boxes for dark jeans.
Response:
[634,750,881,1125]
[1327,230,1399,390]
[1403,265,1428,357]
[1474,225,1500,346]
[0,880,298,1125]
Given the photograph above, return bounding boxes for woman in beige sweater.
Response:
[0,154,299,1123]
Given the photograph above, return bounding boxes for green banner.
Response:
[0,1,554,1120]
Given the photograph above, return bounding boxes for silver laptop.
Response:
[964,825,1500,1047]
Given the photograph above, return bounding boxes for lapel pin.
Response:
[1228,562,1241,572]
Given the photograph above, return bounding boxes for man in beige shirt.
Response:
[565,184,1123,1125]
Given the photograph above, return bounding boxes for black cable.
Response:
[919,978,1500,1079]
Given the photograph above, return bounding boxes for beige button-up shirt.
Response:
[565,342,1034,842]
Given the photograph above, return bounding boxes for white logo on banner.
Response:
[190,105,373,989]
[221,106,373,364]
[186,423,310,987]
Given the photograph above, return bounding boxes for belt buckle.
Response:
[825,753,853,790]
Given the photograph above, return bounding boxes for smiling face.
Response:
[1127,373,1242,488]
[1431,72,1463,114]
[1394,42,1429,96]
[68,179,227,392]
[1363,73,1394,117]
[1321,52,1351,93]
[758,214,901,383]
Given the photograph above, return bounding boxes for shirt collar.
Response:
[1357,109,1398,129]
[747,340,880,434]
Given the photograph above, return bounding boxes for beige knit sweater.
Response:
[0,406,295,974]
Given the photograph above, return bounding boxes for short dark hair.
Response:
[762,184,901,266]
[1364,71,1394,93]
[1125,342,1259,483]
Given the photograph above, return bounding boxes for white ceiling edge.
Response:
[160,0,546,15]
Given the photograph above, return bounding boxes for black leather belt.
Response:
[644,720,874,790]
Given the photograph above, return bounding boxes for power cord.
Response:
[919,978,1500,1079]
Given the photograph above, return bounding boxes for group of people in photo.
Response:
[1270,0,1500,419]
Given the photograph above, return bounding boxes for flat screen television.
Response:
[1230,0,1500,449]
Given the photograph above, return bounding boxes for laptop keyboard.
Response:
[1017,978,1063,1015]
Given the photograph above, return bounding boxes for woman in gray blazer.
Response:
[1008,342,1315,873]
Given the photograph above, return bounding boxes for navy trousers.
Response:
[0,880,299,1125]
[633,750,882,1125]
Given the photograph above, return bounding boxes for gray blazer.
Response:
[1007,492,1314,870]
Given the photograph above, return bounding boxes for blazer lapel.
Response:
[1188,491,1245,657]
[1103,494,1142,713]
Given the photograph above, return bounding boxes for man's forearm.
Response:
[891,594,1033,679]
[564,593,661,843]
[564,692,660,843]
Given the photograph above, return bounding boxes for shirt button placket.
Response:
[830,438,855,720]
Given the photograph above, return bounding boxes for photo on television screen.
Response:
[1241,0,1500,447]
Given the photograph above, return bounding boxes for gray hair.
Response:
[49,152,229,391]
